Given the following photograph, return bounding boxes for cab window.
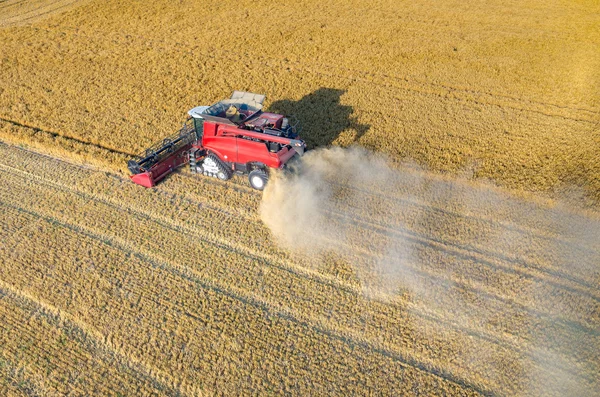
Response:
[194,118,204,139]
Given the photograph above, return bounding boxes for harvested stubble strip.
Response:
[0,171,504,390]
[321,205,599,325]
[0,208,482,395]
[0,152,504,392]
[2,144,599,337]
[0,284,181,396]
[2,152,596,392]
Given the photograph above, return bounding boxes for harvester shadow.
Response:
[268,88,370,150]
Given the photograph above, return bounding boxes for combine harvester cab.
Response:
[127,91,306,190]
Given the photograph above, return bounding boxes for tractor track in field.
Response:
[0,283,185,396]
[328,180,600,254]
[1,144,597,331]
[0,0,89,27]
[0,200,496,397]
[0,143,598,387]
[1,194,596,393]
[324,206,600,304]
[314,211,600,335]
[1,195,593,390]
[0,212,221,395]
[1,148,597,328]
[0,160,345,293]
[0,0,28,11]
[314,227,600,341]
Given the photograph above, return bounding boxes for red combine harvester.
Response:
[127,91,306,190]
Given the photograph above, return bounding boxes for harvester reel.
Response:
[127,159,142,175]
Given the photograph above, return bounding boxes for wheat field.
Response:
[0,0,599,203]
[0,0,599,395]
[1,142,598,396]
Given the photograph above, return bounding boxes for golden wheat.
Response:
[0,143,598,395]
[0,0,598,203]
[0,0,599,395]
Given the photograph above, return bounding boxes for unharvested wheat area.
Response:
[0,0,599,396]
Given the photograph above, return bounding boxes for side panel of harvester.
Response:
[201,126,237,163]
[202,123,302,169]
[235,137,277,167]
[200,123,287,169]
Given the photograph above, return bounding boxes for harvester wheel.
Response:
[216,170,228,180]
[202,154,232,181]
[248,169,268,191]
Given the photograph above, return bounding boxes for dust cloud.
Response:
[259,146,600,396]
[260,146,392,252]
[261,146,448,298]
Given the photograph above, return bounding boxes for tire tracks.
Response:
[325,206,600,302]
[1,144,597,338]
[0,147,597,387]
[0,282,186,396]
[0,200,495,397]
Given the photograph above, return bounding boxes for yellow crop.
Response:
[0,0,598,204]
[0,0,599,395]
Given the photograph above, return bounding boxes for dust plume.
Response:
[260,146,600,396]
[261,146,433,299]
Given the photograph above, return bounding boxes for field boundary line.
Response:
[0,140,99,171]
[0,116,135,157]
